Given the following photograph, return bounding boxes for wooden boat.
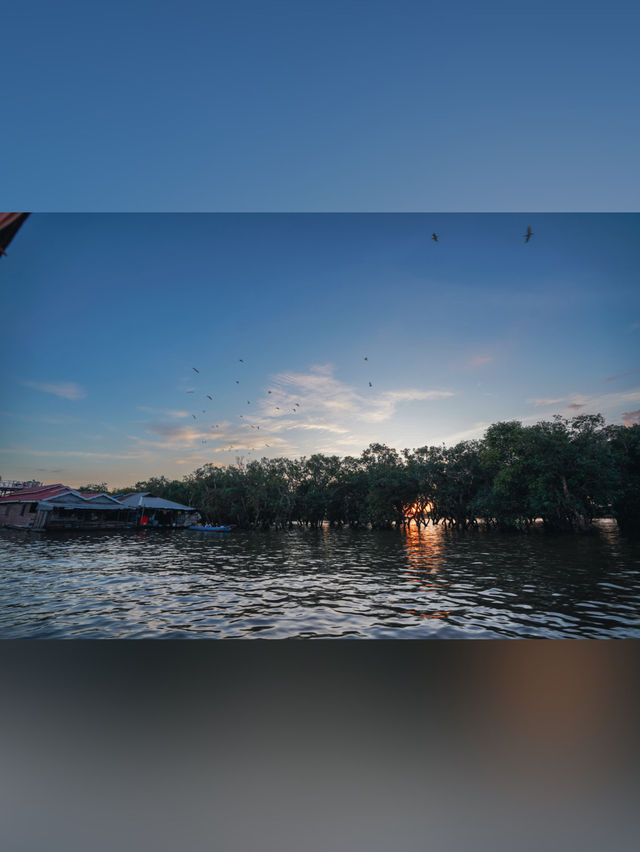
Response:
[188,524,233,532]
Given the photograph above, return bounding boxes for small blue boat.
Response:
[188,524,233,532]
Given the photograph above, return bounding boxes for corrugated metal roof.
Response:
[0,485,196,512]
[1,485,125,507]
[0,484,68,503]
[116,493,195,511]
[78,493,122,503]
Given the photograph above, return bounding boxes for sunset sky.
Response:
[1,213,638,488]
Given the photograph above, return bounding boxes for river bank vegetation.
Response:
[85,415,640,533]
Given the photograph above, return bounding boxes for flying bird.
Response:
[206,395,213,400]
[235,380,240,384]
[364,356,368,361]
[432,233,439,243]
[239,359,245,363]
[369,382,373,387]
[268,390,272,394]
[523,225,533,243]
[192,415,197,420]
[192,367,200,373]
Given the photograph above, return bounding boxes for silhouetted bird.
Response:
[239,359,245,363]
[192,415,197,420]
[235,380,240,384]
[206,395,213,400]
[268,390,272,394]
[369,382,373,387]
[364,356,368,361]
[524,225,533,243]
[192,367,199,373]
[432,233,439,242]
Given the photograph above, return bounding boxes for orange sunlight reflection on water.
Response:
[401,523,455,620]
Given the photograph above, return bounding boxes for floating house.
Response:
[0,484,199,532]
[114,492,199,528]
[0,484,135,531]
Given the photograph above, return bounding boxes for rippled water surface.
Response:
[1,521,639,638]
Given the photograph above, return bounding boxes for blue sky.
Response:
[3,0,639,211]
[1,213,638,487]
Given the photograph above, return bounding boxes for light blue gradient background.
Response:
[2,0,639,211]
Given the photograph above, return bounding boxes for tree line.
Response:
[84,415,640,533]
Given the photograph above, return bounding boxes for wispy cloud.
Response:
[128,366,453,461]
[538,390,640,414]
[467,355,493,368]
[529,394,589,409]
[178,365,451,458]
[261,364,452,426]
[128,424,207,450]
[1,446,139,459]
[622,410,640,426]
[136,406,190,418]
[525,390,640,428]
[174,455,210,465]
[436,390,640,448]
[429,422,493,446]
[367,389,454,423]
[0,411,83,424]
[604,369,640,382]
[529,397,568,406]
[23,380,87,400]
[291,422,350,434]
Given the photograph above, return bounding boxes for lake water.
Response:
[1,520,639,638]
